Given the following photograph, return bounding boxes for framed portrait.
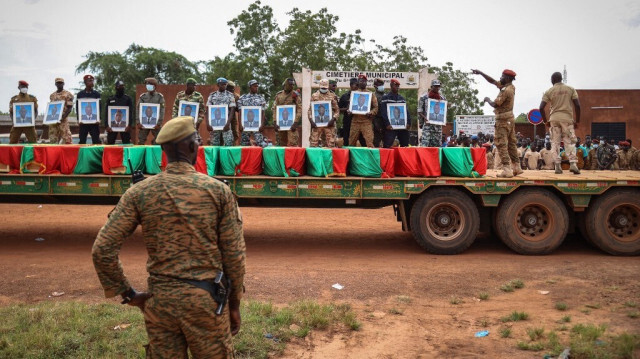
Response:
[276,105,296,131]
[387,103,408,130]
[78,99,100,124]
[208,105,228,131]
[140,103,160,129]
[12,102,35,127]
[108,106,129,132]
[349,91,371,115]
[241,106,262,132]
[44,101,64,125]
[179,101,199,124]
[311,101,332,128]
[426,99,447,126]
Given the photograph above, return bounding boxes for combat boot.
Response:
[512,162,524,176]
[569,162,581,174]
[554,163,563,174]
[497,165,514,178]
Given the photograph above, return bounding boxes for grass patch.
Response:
[477,318,489,328]
[0,300,360,359]
[627,311,639,319]
[501,311,529,322]
[449,297,463,305]
[478,292,490,301]
[555,302,568,311]
[560,315,571,323]
[516,341,544,351]
[624,301,637,308]
[500,279,524,293]
[500,284,514,292]
[581,308,591,315]
[526,327,545,341]
[396,295,412,304]
[557,325,569,331]
[388,307,403,315]
[500,327,512,338]
[585,303,601,310]
[510,279,525,289]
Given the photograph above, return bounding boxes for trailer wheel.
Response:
[410,188,479,254]
[495,188,568,255]
[584,189,640,256]
[576,212,596,246]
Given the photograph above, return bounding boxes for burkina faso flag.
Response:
[219,146,263,176]
[305,147,349,177]
[262,146,306,177]
[347,147,395,178]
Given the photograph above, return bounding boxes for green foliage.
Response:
[526,327,545,341]
[555,302,568,311]
[478,292,490,301]
[500,327,512,338]
[515,112,528,123]
[501,311,529,322]
[430,62,482,122]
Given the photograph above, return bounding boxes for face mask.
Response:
[319,88,328,94]
[376,85,384,92]
[146,84,155,92]
[593,144,599,149]
[20,87,28,94]
[116,88,125,96]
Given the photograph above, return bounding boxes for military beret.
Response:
[619,141,630,146]
[186,78,197,85]
[502,69,517,78]
[156,116,196,145]
[592,139,600,144]
[227,81,236,87]
[18,80,29,87]
[248,79,258,87]
[319,79,329,88]
[54,78,64,84]
[357,74,367,80]
[145,77,158,85]
[482,143,492,148]
[283,78,294,86]
[374,78,384,83]
[431,79,441,86]
[83,74,94,81]
[216,77,228,83]
[329,79,337,85]
[390,78,400,85]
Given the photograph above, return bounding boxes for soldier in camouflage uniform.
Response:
[308,79,339,147]
[595,138,618,170]
[418,79,446,147]
[348,74,377,147]
[227,81,240,144]
[472,69,523,178]
[615,141,634,170]
[9,80,38,143]
[207,77,236,146]
[238,80,267,146]
[272,78,301,146]
[137,78,165,145]
[48,78,74,144]
[172,78,205,143]
[92,117,245,359]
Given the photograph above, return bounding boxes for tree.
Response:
[515,113,528,123]
[430,62,483,123]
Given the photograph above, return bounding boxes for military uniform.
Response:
[595,144,618,170]
[542,83,579,165]
[418,92,446,147]
[585,148,597,170]
[373,90,385,147]
[172,90,205,133]
[308,90,339,147]
[492,80,519,167]
[207,90,236,146]
[272,89,301,146]
[92,159,245,358]
[349,91,377,147]
[238,93,267,146]
[616,148,634,170]
[138,92,166,145]
[9,93,38,143]
[632,150,640,170]
[48,90,74,144]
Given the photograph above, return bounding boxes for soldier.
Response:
[92,116,245,359]
[372,78,386,147]
[173,78,205,143]
[616,141,634,170]
[238,80,267,146]
[472,69,522,178]
[348,74,377,147]
[308,79,339,147]
[418,79,446,147]
[104,80,134,145]
[484,143,494,169]
[539,72,581,174]
[76,74,102,144]
[595,138,618,170]
[226,81,240,143]
[338,78,358,143]
[48,78,74,144]
[272,78,302,146]
[137,78,165,145]
[380,79,411,148]
[585,139,599,170]
[9,80,38,144]
[207,77,236,146]
[539,142,555,170]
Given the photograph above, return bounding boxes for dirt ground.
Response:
[1,203,639,358]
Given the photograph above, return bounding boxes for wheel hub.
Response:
[607,205,640,241]
[522,213,538,228]
[612,214,629,228]
[426,204,463,241]
[516,204,551,240]
[437,213,451,226]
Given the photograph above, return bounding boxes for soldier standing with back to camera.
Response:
[92,116,246,358]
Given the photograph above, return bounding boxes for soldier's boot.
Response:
[554,163,563,174]
[497,165,514,178]
[512,162,524,176]
[569,162,581,175]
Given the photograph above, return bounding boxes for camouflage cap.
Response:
[156,117,196,144]
[227,81,236,87]
[248,79,258,87]
[186,78,197,85]
[329,79,337,85]
[54,78,64,83]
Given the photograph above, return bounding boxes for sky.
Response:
[1,0,639,117]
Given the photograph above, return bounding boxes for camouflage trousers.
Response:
[139,127,161,145]
[349,121,373,147]
[210,129,235,146]
[309,127,336,147]
[144,285,234,359]
[240,131,265,147]
[9,126,37,144]
[549,121,577,164]
[276,129,299,147]
[420,124,442,147]
[494,119,519,166]
[49,119,72,144]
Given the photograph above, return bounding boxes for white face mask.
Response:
[319,88,328,94]
[19,87,28,94]
[376,85,385,92]
[146,84,155,92]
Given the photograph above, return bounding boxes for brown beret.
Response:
[145,78,158,85]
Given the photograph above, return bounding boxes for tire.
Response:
[410,188,480,254]
[576,212,596,246]
[584,189,640,256]
[495,188,568,255]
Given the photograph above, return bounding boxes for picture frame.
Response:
[208,105,228,131]
[140,103,160,129]
[12,102,35,127]
[349,91,372,115]
[44,101,64,125]
[311,101,332,128]
[78,99,100,124]
[108,106,129,133]
[179,101,199,124]
[241,106,262,132]
[426,99,447,126]
[276,105,296,131]
[387,103,408,130]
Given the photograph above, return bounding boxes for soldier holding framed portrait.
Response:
[238,79,267,146]
[48,77,74,144]
[137,77,165,145]
[307,79,339,148]
[272,78,301,146]
[9,80,38,144]
[76,74,102,144]
[380,79,411,148]
[104,80,134,144]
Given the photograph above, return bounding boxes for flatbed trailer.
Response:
[1,170,639,256]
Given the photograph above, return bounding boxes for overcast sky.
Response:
[1,0,639,116]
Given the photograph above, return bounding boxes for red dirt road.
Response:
[1,204,639,358]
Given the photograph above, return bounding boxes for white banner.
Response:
[311,70,419,89]
[454,115,496,136]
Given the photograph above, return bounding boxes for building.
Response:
[574,90,640,143]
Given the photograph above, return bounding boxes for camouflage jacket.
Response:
[172,90,206,126]
[272,90,302,125]
[49,90,74,121]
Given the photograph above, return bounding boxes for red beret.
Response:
[620,141,630,146]
[357,74,367,80]
[18,80,28,87]
[482,143,492,148]
[592,139,600,144]
[390,78,400,85]
[83,74,95,81]
[502,69,517,77]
